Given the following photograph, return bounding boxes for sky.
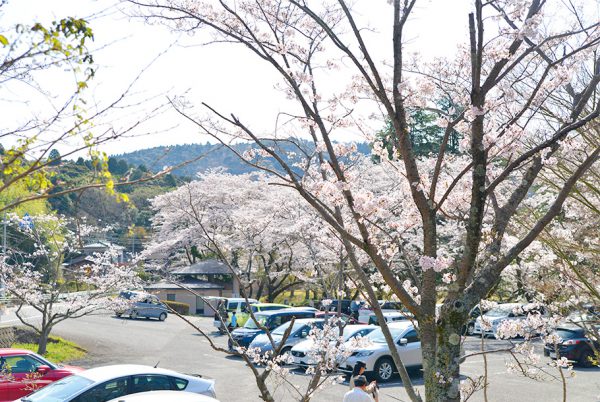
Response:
[1,0,472,156]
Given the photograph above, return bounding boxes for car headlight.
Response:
[355,351,374,357]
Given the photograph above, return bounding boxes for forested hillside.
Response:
[114,141,372,177]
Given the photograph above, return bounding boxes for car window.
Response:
[72,377,129,402]
[3,355,42,373]
[23,375,94,401]
[404,330,420,343]
[251,305,258,313]
[228,302,239,311]
[269,316,283,329]
[131,375,174,393]
[170,377,188,390]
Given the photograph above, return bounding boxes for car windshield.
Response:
[22,375,94,402]
[367,327,406,343]
[273,321,306,336]
[244,314,268,329]
[555,328,584,340]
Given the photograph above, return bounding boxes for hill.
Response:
[113,142,372,177]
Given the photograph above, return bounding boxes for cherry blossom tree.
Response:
[129,0,600,400]
[144,171,343,301]
[0,214,139,354]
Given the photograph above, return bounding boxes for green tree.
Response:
[48,149,61,166]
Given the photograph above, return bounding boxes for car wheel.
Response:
[467,323,475,336]
[159,313,167,321]
[115,313,122,318]
[130,310,138,320]
[374,357,395,382]
[280,346,292,357]
[579,349,596,368]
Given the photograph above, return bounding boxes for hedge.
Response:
[163,300,190,315]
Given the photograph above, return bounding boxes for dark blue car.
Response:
[228,308,316,351]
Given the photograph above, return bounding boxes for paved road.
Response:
[32,312,598,401]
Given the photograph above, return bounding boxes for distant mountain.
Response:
[114,142,372,177]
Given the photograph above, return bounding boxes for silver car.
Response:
[344,321,422,382]
[249,318,325,355]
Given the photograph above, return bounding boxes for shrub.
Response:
[163,300,189,315]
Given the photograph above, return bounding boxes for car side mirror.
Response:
[398,338,408,346]
[36,365,50,375]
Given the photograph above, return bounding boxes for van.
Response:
[228,307,317,350]
[116,291,168,321]
[212,297,258,332]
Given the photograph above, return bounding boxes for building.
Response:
[144,259,241,316]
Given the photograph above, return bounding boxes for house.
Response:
[62,241,127,277]
[144,259,241,316]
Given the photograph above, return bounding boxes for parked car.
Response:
[249,303,290,314]
[357,300,404,324]
[0,348,82,402]
[344,321,422,382]
[315,311,359,324]
[318,299,352,315]
[249,318,325,356]
[473,303,547,338]
[291,324,377,367]
[107,390,219,401]
[12,364,216,402]
[212,297,258,331]
[229,308,317,351]
[462,306,487,336]
[544,326,600,367]
[367,311,413,326]
[116,291,168,321]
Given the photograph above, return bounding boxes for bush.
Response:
[163,300,190,315]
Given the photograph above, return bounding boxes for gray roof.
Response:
[171,260,231,276]
[83,241,126,251]
[144,278,224,290]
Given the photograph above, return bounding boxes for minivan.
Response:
[212,297,258,332]
[116,291,169,321]
[228,308,317,350]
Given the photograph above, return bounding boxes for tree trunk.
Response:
[423,304,467,402]
[37,326,52,355]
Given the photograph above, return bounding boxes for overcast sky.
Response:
[1,0,472,156]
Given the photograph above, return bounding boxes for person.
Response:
[349,362,377,396]
[228,311,238,331]
[217,299,228,334]
[343,375,378,402]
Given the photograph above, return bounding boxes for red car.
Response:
[0,348,83,401]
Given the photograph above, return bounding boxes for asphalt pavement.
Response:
[3,311,591,401]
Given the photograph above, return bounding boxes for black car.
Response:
[544,326,599,367]
[318,299,353,315]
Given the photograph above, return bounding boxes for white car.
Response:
[13,364,216,402]
[357,300,403,324]
[108,390,219,401]
[344,321,421,382]
[290,324,377,367]
[366,311,413,325]
[249,318,324,356]
[473,303,547,338]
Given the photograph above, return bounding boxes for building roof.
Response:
[171,260,231,276]
[144,278,225,290]
[83,241,126,251]
[62,255,95,267]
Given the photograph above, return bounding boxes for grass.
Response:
[12,336,86,364]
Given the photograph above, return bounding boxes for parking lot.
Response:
[26,311,595,401]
